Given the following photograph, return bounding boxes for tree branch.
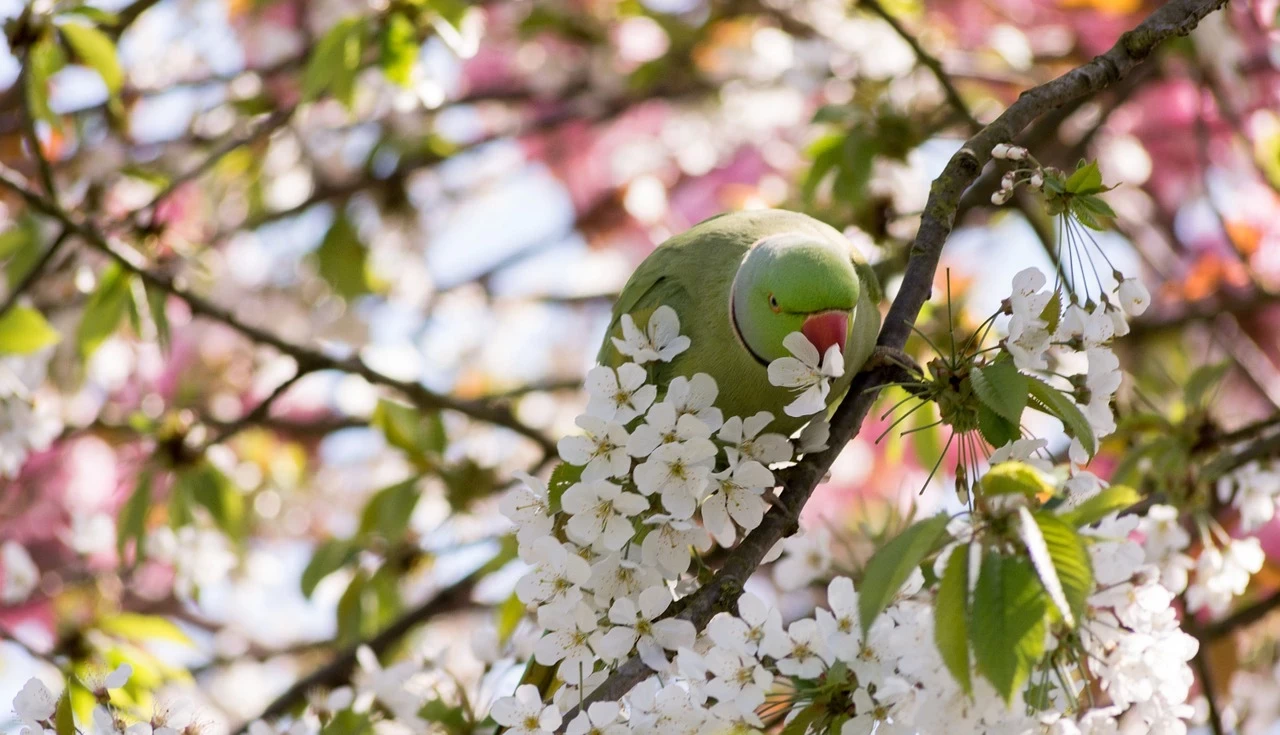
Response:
[229,571,481,733]
[0,227,71,319]
[0,172,559,458]
[565,0,1230,715]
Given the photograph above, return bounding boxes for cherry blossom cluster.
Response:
[12,665,162,735]
[1003,265,1148,467]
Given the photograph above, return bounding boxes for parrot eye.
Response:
[768,293,780,313]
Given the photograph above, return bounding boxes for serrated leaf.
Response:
[55,686,74,735]
[981,461,1053,499]
[970,553,1048,703]
[1064,160,1102,194]
[1071,202,1105,231]
[301,538,357,598]
[303,18,365,108]
[1058,485,1142,527]
[0,306,60,355]
[77,264,132,357]
[977,403,1018,448]
[970,361,1028,425]
[935,543,972,694]
[1025,374,1096,457]
[358,478,421,542]
[1017,507,1074,627]
[379,12,418,87]
[117,469,152,562]
[1033,511,1093,622]
[1076,194,1116,218]
[314,214,370,299]
[58,21,123,93]
[98,613,192,645]
[858,513,950,637]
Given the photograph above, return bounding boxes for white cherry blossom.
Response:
[565,702,628,735]
[515,537,592,610]
[767,333,843,417]
[594,586,695,670]
[633,439,717,519]
[773,530,832,591]
[626,402,713,458]
[1,541,38,605]
[641,514,710,577]
[586,363,657,423]
[558,416,632,481]
[533,602,600,684]
[612,306,691,364]
[491,684,562,735]
[701,453,773,546]
[500,472,554,555]
[665,374,724,432]
[717,411,793,464]
[562,480,648,551]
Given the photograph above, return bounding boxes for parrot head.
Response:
[730,232,861,364]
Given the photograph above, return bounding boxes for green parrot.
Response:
[596,208,882,435]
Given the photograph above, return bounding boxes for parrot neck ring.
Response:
[729,282,773,368]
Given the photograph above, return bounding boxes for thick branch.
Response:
[568,0,1229,714]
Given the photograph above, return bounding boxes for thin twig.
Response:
[0,170,559,457]
[230,570,481,733]
[0,227,71,319]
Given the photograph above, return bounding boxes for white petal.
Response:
[783,332,821,367]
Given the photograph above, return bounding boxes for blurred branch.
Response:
[231,570,481,733]
[0,227,71,319]
[1198,588,1280,641]
[564,0,1230,717]
[204,364,317,448]
[113,0,165,35]
[1190,628,1227,735]
[859,0,978,130]
[0,172,560,458]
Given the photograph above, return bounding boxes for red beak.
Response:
[801,310,850,358]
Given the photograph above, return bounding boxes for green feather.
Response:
[598,209,881,436]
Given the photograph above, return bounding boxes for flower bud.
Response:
[992,143,1010,159]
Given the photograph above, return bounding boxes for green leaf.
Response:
[145,284,170,350]
[934,543,972,694]
[1064,160,1103,194]
[1025,374,1096,457]
[358,478,421,543]
[858,513,950,637]
[77,264,133,357]
[1039,290,1062,336]
[1076,194,1116,218]
[1071,201,1105,231]
[98,613,192,645]
[1016,507,1074,627]
[970,553,1049,703]
[970,360,1028,426]
[1058,485,1141,527]
[977,403,1019,449]
[1,217,43,288]
[303,18,365,108]
[336,571,367,645]
[0,306,60,355]
[58,21,124,94]
[26,36,64,126]
[980,461,1053,499]
[321,709,372,735]
[1033,511,1094,623]
[55,686,75,735]
[496,591,526,641]
[178,463,245,540]
[548,461,584,512]
[301,538,357,598]
[780,701,825,735]
[419,699,468,735]
[63,5,121,25]
[314,214,370,299]
[442,459,501,511]
[379,12,418,87]
[1185,361,1230,409]
[117,469,153,562]
[371,398,446,464]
